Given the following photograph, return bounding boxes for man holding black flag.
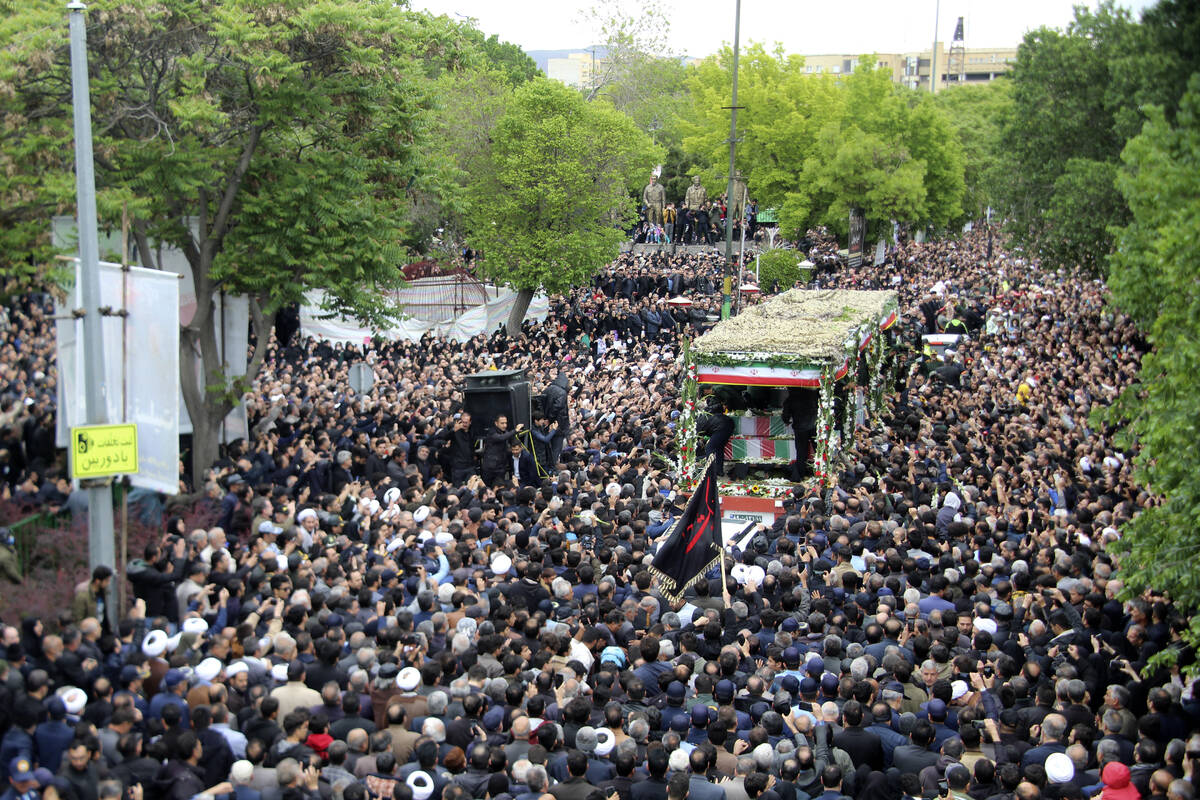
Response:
[648,457,723,603]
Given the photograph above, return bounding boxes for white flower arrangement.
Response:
[693,289,899,361]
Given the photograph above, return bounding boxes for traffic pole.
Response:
[68,1,117,630]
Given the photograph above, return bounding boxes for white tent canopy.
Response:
[300,279,550,345]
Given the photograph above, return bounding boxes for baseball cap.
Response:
[8,756,35,783]
[483,706,505,731]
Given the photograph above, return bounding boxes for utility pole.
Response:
[68,0,116,628]
[721,0,742,319]
[930,0,941,93]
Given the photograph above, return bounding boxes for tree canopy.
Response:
[0,0,474,484]
[465,78,659,330]
[1103,74,1200,662]
[997,0,1200,273]
[934,81,1011,222]
[682,48,963,239]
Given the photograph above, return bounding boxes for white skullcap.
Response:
[195,658,222,682]
[397,666,421,691]
[594,727,615,756]
[141,630,168,658]
[61,687,87,715]
[1045,752,1075,783]
[951,680,969,701]
[407,771,435,800]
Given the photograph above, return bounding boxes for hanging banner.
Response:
[55,262,181,494]
[848,208,866,268]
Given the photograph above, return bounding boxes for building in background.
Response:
[544,51,607,91]
[800,44,1017,91]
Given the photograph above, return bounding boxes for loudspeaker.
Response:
[463,369,531,442]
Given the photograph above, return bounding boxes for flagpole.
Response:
[720,548,731,608]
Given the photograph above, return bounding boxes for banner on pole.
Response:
[56,262,180,494]
[848,208,866,268]
[649,458,722,602]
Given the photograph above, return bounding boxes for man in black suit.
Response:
[833,700,884,771]
[600,750,638,800]
[1020,714,1068,770]
[508,441,539,487]
[550,750,601,800]
[631,746,670,800]
[893,720,940,775]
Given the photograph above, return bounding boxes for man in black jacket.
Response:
[781,387,819,481]
[442,413,476,484]
[543,373,571,469]
[481,415,520,488]
[128,538,187,622]
[833,700,884,771]
[698,397,734,477]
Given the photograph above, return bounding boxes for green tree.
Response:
[424,66,513,250]
[683,52,962,239]
[581,0,686,146]
[473,32,540,86]
[683,43,836,222]
[998,2,1143,272]
[465,79,659,330]
[754,248,802,291]
[934,81,1011,222]
[0,0,465,486]
[1104,75,1200,666]
[0,2,75,295]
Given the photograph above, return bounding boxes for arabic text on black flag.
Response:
[649,458,722,602]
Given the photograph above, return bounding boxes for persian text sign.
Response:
[71,423,139,479]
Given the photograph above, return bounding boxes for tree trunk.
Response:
[189,405,223,492]
[506,287,535,335]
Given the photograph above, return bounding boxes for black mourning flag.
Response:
[649,458,722,602]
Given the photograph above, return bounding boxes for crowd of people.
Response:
[0,228,1197,800]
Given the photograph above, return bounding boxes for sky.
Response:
[410,0,1156,57]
